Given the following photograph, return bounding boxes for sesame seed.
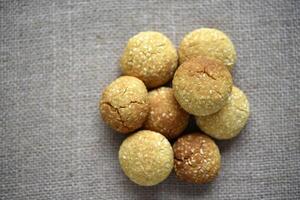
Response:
[200,149,204,154]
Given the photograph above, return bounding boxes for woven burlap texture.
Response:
[0,0,299,199]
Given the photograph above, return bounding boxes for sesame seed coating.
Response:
[179,28,236,70]
[119,130,174,186]
[172,56,233,116]
[100,76,149,134]
[144,87,190,139]
[196,86,250,140]
[173,133,221,184]
[120,31,178,88]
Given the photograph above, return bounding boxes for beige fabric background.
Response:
[0,0,299,199]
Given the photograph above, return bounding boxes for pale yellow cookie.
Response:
[119,130,174,186]
[179,28,236,70]
[172,56,233,116]
[121,32,178,88]
[196,86,250,140]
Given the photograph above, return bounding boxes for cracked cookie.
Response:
[173,133,221,184]
[119,130,174,186]
[196,86,250,139]
[172,56,233,116]
[144,87,189,139]
[120,31,178,88]
[179,28,236,71]
[100,76,149,134]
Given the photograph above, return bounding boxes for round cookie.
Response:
[196,86,250,140]
[179,28,236,70]
[120,31,178,88]
[119,130,174,186]
[144,87,189,139]
[99,76,149,134]
[172,56,233,116]
[173,133,221,184]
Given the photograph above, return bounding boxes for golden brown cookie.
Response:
[99,76,149,134]
[179,28,236,70]
[144,87,189,139]
[120,32,178,88]
[172,56,233,116]
[196,86,250,140]
[119,130,174,186]
[173,133,221,184]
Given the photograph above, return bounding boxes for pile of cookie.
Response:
[99,29,250,186]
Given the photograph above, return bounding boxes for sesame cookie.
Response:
[196,86,250,139]
[173,133,221,184]
[179,28,236,70]
[121,32,178,88]
[172,56,233,116]
[119,130,174,186]
[144,87,189,139]
[100,76,149,134]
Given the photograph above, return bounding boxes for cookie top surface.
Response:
[173,56,233,116]
[119,130,174,186]
[100,76,149,133]
[173,133,221,184]
[144,87,189,139]
[179,28,236,70]
[196,86,250,139]
[121,31,178,88]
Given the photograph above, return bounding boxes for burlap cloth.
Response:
[1,0,299,199]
